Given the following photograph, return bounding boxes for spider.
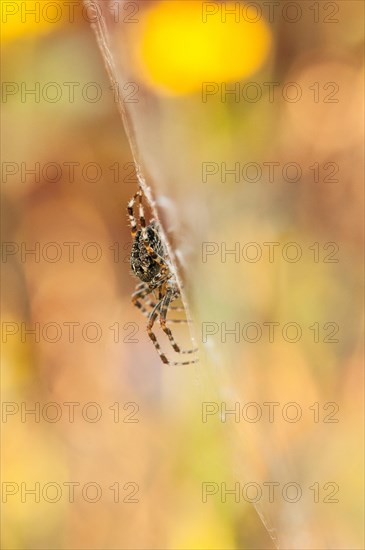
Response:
[127,187,198,366]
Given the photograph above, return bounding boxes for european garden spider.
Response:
[127,187,198,365]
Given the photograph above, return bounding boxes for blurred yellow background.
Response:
[1,1,364,549]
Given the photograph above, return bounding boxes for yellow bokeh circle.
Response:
[1,0,67,42]
[133,1,272,95]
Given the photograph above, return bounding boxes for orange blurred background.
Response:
[1,1,364,549]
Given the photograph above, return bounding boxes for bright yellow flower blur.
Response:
[136,1,272,95]
[1,0,66,42]
[171,509,236,549]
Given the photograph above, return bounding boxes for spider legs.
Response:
[159,286,198,356]
[131,284,178,317]
[144,288,198,366]
[132,284,191,325]
[127,189,143,238]
[128,188,198,366]
[131,283,152,317]
[146,301,168,364]
[132,286,171,363]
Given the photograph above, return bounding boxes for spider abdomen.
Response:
[131,225,164,283]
